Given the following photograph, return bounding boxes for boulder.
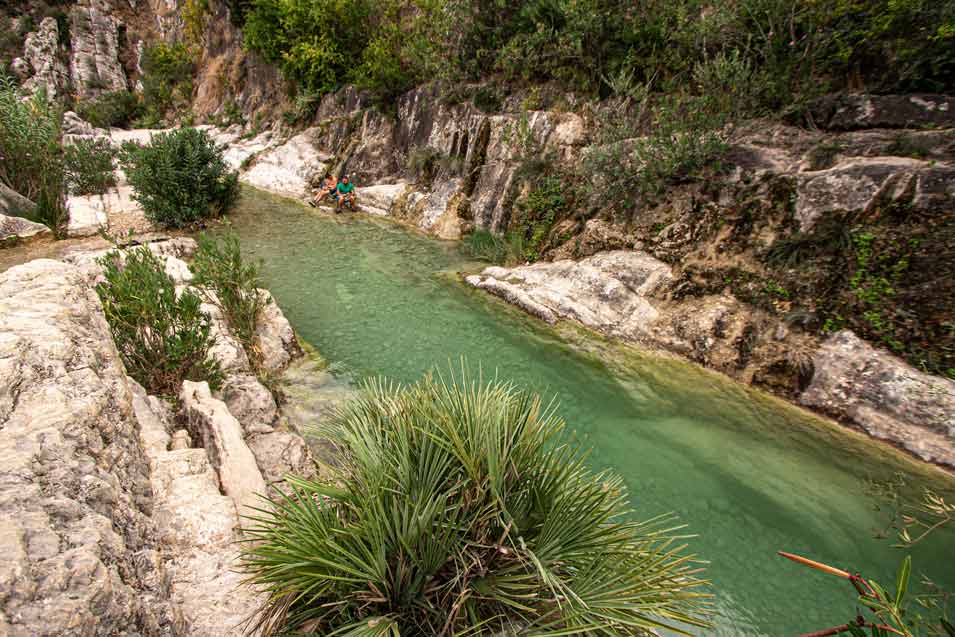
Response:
[256,289,301,374]
[248,431,317,485]
[359,183,407,216]
[69,0,128,99]
[0,214,51,245]
[803,94,955,131]
[179,380,267,520]
[220,373,278,435]
[801,330,955,467]
[795,158,955,231]
[467,251,673,342]
[62,110,104,136]
[21,18,70,99]
[0,184,37,218]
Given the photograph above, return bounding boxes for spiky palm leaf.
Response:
[240,368,711,636]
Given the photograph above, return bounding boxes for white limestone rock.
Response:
[220,373,278,435]
[242,128,329,198]
[801,330,955,467]
[0,213,51,245]
[467,250,673,342]
[359,183,407,216]
[179,380,268,521]
[255,289,300,374]
[69,0,128,98]
[21,18,70,99]
[248,431,317,486]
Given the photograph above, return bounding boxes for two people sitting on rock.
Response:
[310,174,357,212]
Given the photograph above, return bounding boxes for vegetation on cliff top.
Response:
[239,0,955,104]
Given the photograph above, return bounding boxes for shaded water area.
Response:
[226,187,955,636]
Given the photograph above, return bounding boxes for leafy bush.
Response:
[140,42,195,125]
[513,174,566,261]
[462,228,526,265]
[0,79,67,234]
[65,138,116,196]
[583,95,728,214]
[75,91,143,129]
[95,247,222,396]
[120,127,240,228]
[192,232,267,367]
[241,369,710,635]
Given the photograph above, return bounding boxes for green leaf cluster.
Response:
[64,138,116,196]
[119,127,240,229]
[241,369,711,635]
[95,247,223,397]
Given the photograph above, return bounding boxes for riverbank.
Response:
[0,236,314,636]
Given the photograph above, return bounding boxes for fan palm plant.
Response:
[240,368,711,636]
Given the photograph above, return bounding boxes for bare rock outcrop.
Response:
[242,128,330,198]
[179,380,268,520]
[467,251,673,340]
[20,18,70,98]
[0,259,174,635]
[69,0,128,99]
[801,330,955,467]
[0,214,50,246]
[256,289,301,374]
[801,93,955,131]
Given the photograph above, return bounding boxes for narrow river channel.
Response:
[226,187,955,636]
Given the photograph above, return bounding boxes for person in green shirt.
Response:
[336,176,356,211]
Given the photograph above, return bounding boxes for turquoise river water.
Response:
[227,187,955,636]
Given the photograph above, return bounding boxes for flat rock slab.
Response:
[467,250,673,342]
[66,185,146,237]
[801,330,955,467]
[0,213,52,245]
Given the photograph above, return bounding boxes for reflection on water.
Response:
[226,187,955,636]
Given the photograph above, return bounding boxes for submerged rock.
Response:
[801,330,955,467]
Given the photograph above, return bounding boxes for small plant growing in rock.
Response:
[96,247,222,396]
[120,127,240,229]
[192,231,267,368]
[240,368,711,636]
[64,138,116,196]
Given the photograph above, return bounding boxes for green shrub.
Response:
[462,228,526,265]
[75,91,143,129]
[65,138,116,196]
[192,232,267,367]
[241,369,710,635]
[0,79,67,235]
[514,174,566,261]
[140,42,195,124]
[583,94,728,214]
[120,127,240,228]
[95,247,222,397]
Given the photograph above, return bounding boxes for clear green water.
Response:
[227,187,955,636]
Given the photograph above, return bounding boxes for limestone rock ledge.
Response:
[467,251,955,468]
[0,242,315,635]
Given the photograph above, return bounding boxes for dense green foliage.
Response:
[192,232,267,368]
[96,247,222,396]
[140,43,195,125]
[241,370,710,635]
[74,91,144,129]
[64,138,116,196]
[462,228,526,265]
[119,127,239,228]
[0,79,67,234]
[238,0,955,102]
